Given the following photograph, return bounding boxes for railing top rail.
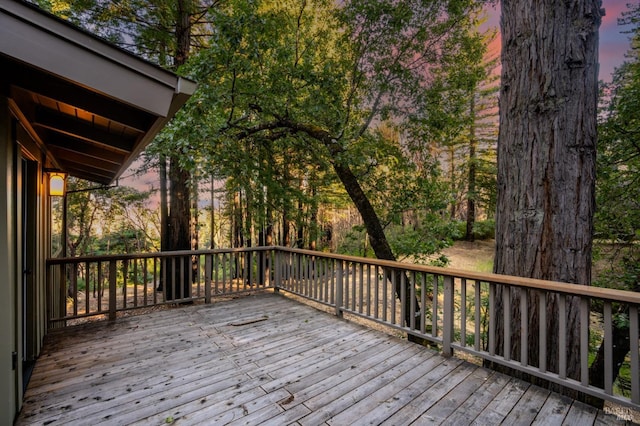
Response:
[45,246,273,265]
[276,246,640,305]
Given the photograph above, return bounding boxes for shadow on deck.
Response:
[16,292,634,425]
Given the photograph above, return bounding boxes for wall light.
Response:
[49,172,67,196]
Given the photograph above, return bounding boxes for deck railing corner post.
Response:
[108,260,117,321]
[442,275,454,357]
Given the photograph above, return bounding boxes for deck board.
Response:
[16,292,634,425]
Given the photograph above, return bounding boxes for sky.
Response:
[119,0,636,190]
[483,0,634,82]
[598,0,634,81]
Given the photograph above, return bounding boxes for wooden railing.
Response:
[46,247,274,325]
[47,246,640,411]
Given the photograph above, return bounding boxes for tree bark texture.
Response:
[165,159,192,300]
[494,0,601,384]
[161,0,193,300]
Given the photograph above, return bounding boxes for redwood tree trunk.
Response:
[162,0,193,300]
[493,0,601,387]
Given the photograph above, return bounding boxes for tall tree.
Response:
[39,0,219,299]
[589,2,640,400]
[180,0,482,335]
[493,0,602,387]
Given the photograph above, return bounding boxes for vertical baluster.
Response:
[153,257,158,305]
[475,280,481,352]
[521,289,528,366]
[181,256,187,299]
[336,260,343,318]
[143,258,148,306]
[305,254,309,296]
[329,258,335,305]
[382,267,388,322]
[274,250,281,293]
[358,263,364,314]
[420,272,426,334]
[122,259,128,309]
[161,257,167,302]
[214,253,220,295]
[303,254,308,296]
[195,255,201,296]
[314,255,318,298]
[245,252,250,290]
[375,265,380,320]
[97,261,103,312]
[263,249,268,289]
[580,297,589,387]
[326,258,331,302]
[410,271,416,331]
[351,262,356,311]
[432,275,439,338]
[559,294,567,379]
[489,283,496,356]
[400,270,407,328]
[109,260,117,320]
[391,269,397,325]
[461,278,467,347]
[170,257,176,300]
[313,256,318,299]
[503,286,511,361]
[539,290,547,373]
[443,275,454,356]
[205,254,212,304]
[292,253,297,293]
[222,253,227,293]
[306,256,314,298]
[366,264,372,317]
[298,253,302,294]
[318,257,323,301]
[604,301,613,395]
[133,258,138,308]
[72,263,78,317]
[630,305,639,404]
[84,261,90,315]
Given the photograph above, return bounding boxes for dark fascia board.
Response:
[0,0,196,116]
[0,0,196,183]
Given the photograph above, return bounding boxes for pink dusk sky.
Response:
[120,1,636,191]
[484,0,634,82]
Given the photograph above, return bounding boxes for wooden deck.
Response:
[17,292,633,425]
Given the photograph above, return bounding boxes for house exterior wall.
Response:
[0,94,19,424]
[0,94,50,425]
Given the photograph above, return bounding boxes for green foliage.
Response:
[452,219,494,240]
[595,2,640,292]
[46,0,492,261]
[62,177,160,256]
[174,0,485,256]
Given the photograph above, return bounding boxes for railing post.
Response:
[109,260,117,321]
[442,275,454,357]
[204,254,212,304]
[335,260,343,318]
[630,305,639,404]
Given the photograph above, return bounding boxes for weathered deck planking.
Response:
[16,292,633,425]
